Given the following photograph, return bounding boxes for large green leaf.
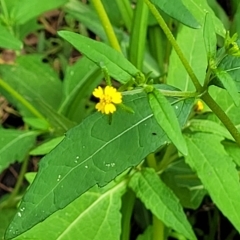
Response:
[129,168,196,240]
[0,24,22,50]
[185,132,240,232]
[5,88,194,239]
[13,183,125,240]
[0,129,37,173]
[167,25,207,91]
[58,31,140,84]
[150,0,200,29]
[10,0,68,25]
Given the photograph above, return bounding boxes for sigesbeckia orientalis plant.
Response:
[2,0,240,239]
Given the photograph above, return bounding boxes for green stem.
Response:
[144,0,203,92]
[122,88,197,98]
[91,0,122,53]
[0,78,46,120]
[158,144,177,173]
[0,0,9,19]
[146,154,165,240]
[146,153,157,169]
[129,0,149,70]
[121,190,136,240]
[116,0,133,32]
[153,215,164,240]
[0,155,29,208]
[201,92,240,146]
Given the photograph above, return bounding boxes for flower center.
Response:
[102,95,112,104]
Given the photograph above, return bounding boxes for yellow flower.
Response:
[195,100,204,112]
[93,86,122,114]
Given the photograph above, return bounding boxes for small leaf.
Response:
[23,118,50,131]
[214,69,239,106]
[129,168,196,240]
[30,136,64,156]
[215,44,240,92]
[0,129,37,172]
[150,0,200,29]
[5,89,194,239]
[188,119,233,140]
[148,88,188,155]
[58,31,140,83]
[185,132,240,232]
[203,13,216,59]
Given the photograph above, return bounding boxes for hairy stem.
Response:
[144,0,203,92]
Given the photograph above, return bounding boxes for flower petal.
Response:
[96,102,105,113]
[111,92,122,104]
[104,103,116,114]
[104,86,114,96]
[93,86,104,99]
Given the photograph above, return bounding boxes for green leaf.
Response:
[182,0,226,37]
[148,88,188,155]
[223,142,240,167]
[0,129,37,173]
[59,57,102,122]
[11,0,68,25]
[188,119,234,140]
[23,118,50,131]
[167,25,207,91]
[0,55,75,133]
[216,45,240,92]
[137,226,153,240]
[13,183,125,240]
[203,13,216,59]
[214,69,239,106]
[5,89,194,239]
[149,0,200,29]
[162,159,206,209]
[58,31,140,83]
[0,24,22,50]
[30,136,64,156]
[209,86,240,127]
[0,209,16,239]
[129,168,196,240]
[185,132,240,232]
